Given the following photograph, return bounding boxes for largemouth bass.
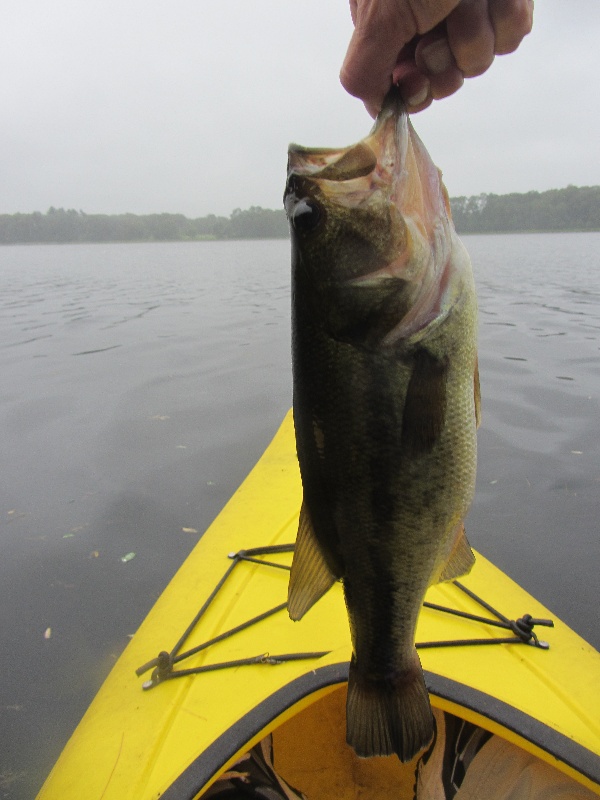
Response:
[284,87,480,763]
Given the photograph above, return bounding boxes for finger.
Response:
[406,0,461,33]
[414,30,464,103]
[415,30,456,77]
[445,0,495,77]
[403,77,432,113]
[429,67,464,100]
[392,61,432,112]
[340,1,419,109]
[489,0,534,54]
[341,31,396,111]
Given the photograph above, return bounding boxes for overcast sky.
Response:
[2,0,599,217]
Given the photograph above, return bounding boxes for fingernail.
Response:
[407,85,429,108]
[421,39,453,76]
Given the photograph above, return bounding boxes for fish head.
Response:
[284,87,459,347]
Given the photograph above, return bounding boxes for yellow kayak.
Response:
[37,411,600,799]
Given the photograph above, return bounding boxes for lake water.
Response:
[1,234,599,798]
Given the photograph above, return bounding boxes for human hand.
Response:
[340,0,534,116]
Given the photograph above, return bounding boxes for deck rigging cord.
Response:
[137,544,553,690]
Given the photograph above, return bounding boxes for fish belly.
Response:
[292,269,478,761]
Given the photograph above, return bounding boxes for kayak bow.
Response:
[37,411,600,799]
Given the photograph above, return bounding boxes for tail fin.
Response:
[346,650,434,763]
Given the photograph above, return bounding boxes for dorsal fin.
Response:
[474,356,482,429]
[288,502,337,621]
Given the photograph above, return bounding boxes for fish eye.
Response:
[292,199,322,234]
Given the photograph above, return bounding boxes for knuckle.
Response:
[492,0,534,54]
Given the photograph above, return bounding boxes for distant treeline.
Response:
[0,206,288,244]
[450,186,600,233]
[1,186,598,244]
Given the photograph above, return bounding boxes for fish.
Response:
[283,86,480,763]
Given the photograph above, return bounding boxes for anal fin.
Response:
[437,523,475,583]
[288,501,337,621]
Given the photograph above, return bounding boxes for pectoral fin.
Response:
[401,349,448,455]
[437,523,476,583]
[288,501,337,621]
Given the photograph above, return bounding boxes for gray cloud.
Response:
[1,0,598,216]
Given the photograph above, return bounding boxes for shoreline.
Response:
[1,229,599,246]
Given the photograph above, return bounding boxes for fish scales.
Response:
[285,87,479,763]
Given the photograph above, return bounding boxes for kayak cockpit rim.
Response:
[156,661,600,800]
[132,544,599,797]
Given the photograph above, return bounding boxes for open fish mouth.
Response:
[287,88,408,192]
[285,87,457,344]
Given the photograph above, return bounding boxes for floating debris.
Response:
[63,524,88,538]
[73,345,122,356]
[182,527,198,534]
[44,628,52,640]
[121,552,136,563]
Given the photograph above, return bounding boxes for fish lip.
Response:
[370,85,406,136]
[286,145,357,182]
[366,86,410,195]
[286,86,408,199]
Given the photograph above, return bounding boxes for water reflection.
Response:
[0,235,599,799]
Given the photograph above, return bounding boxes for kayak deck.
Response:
[37,411,600,799]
